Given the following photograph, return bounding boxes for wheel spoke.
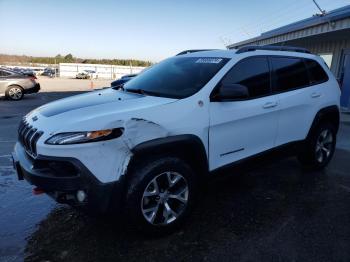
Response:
[316,148,323,162]
[143,204,160,223]
[144,179,160,197]
[321,130,328,140]
[322,146,330,156]
[166,172,181,187]
[323,133,333,145]
[163,202,177,223]
[168,187,188,203]
[316,143,321,152]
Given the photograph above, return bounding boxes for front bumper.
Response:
[12,142,125,213]
[25,83,40,94]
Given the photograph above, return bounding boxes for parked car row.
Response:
[0,68,40,100]
[7,67,58,77]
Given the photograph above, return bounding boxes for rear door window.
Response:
[271,57,309,92]
[0,70,12,77]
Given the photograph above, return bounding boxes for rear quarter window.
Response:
[305,59,329,84]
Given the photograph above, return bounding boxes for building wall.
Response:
[251,18,350,47]
[307,39,350,77]
[59,63,146,79]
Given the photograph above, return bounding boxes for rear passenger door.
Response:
[209,56,279,170]
[271,56,328,146]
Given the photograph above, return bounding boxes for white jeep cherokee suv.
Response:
[12,46,340,233]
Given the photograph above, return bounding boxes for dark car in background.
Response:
[0,68,40,100]
[110,74,137,87]
[42,68,58,77]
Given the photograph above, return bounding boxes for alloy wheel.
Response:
[315,129,334,163]
[141,171,189,225]
[8,87,23,100]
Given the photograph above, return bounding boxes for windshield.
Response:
[123,56,229,98]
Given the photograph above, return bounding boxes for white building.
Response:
[59,63,146,79]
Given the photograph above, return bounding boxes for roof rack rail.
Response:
[176,49,217,56]
[236,45,311,54]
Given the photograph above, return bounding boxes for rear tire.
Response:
[298,122,336,170]
[125,156,197,235]
[5,85,24,101]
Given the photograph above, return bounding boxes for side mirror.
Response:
[212,83,249,101]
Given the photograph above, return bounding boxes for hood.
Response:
[37,88,175,118]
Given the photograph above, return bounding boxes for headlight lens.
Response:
[45,128,124,145]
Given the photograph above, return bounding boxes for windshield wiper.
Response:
[112,83,125,90]
[124,88,175,98]
[124,88,161,96]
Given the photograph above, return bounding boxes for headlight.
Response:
[45,128,124,145]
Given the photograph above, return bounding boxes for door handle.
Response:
[311,92,321,98]
[262,101,278,109]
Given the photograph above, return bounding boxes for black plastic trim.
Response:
[176,49,217,56]
[131,134,209,175]
[306,105,340,137]
[211,140,304,174]
[24,83,40,94]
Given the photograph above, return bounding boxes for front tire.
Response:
[298,122,336,170]
[5,85,24,101]
[125,157,197,234]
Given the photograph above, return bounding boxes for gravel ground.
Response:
[1,84,350,262]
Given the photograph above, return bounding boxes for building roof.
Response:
[228,5,350,49]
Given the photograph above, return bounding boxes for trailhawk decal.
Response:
[195,58,223,64]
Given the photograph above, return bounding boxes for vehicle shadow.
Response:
[24,149,350,262]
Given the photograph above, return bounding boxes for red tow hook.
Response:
[33,187,45,195]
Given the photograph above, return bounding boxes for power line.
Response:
[219,0,349,46]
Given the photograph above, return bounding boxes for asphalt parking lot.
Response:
[1,79,350,262]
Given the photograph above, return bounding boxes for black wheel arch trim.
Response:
[307,105,340,139]
[130,134,209,175]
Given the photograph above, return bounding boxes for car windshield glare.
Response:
[123,57,229,98]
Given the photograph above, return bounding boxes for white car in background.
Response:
[76,70,98,79]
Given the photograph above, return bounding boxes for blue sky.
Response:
[0,0,349,61]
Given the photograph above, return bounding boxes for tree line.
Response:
[0,54,153,67]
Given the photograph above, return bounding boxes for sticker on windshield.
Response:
[195,58,223,64]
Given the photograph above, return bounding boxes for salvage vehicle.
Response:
[12,46,340,233]
[0,68,40,100]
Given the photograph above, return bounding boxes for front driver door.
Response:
[209,56,279,170]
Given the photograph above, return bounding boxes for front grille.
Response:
[18,119,43,158]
